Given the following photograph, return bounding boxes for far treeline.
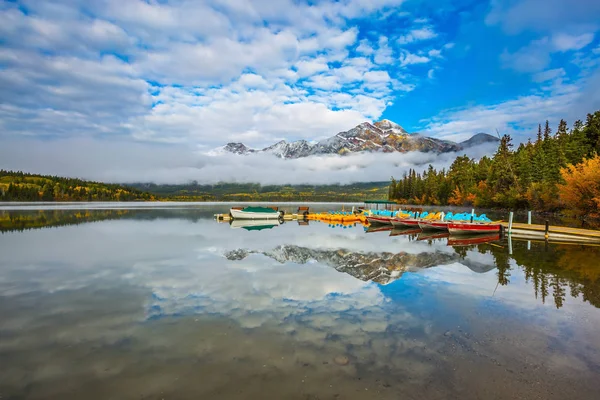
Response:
[0,171,156,201]
[389,110,600,218]
[132,182,390,202]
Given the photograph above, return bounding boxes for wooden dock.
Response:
[502,222,600,243]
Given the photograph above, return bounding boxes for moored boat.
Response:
[448,222,501,235]
[366,215,393,225]
[230,206,281,220]
[418,220,450,231]
[391,218,420,227]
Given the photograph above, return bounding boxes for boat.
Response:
[230,219,281,231]
[391,218,420,227]
[366,215,394,225]
[418,220,450,231]
[229,206,281,220]
[447,222,501,235]
[447,233,500,246]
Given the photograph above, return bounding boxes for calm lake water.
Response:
[1,204,599,399]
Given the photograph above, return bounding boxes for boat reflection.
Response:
[365,224,394,233]
[230,219,281,231]
[417,231,450,241]
[447,233,501,246]
[389,227,421,237]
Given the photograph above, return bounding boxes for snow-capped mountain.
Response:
[212,119,499,159]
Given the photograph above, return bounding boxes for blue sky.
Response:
[1,0,600,182]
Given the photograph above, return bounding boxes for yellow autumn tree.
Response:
[557,155,600,218]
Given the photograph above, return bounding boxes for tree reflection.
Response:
[451,239,600,309]
[0,209,133,233]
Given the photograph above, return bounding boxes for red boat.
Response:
[447,233,500,246]
[391,218,420,227]
[366,216,393,225]
[447,222,501,235]
[418,220,450,231]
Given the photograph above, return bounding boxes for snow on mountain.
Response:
[211,120,499,159]
[224,244,489,285]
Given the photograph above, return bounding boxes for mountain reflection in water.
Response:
[0,206,599,400]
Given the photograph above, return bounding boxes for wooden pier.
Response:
[502,222,600,244]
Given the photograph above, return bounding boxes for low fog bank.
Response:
[0,138,498,185]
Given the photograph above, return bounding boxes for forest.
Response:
[0,171,156,201]
[389,110,600,218]
[0,171,389,202]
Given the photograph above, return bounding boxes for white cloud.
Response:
[551,32,595,51]
[306,74,341,91]
[428,49,442,58]
[397,26,438,44]
[0,0,410,148]
[373,36,394,65]
[500,38,552,73]
[295,58,330,77]
[399,51,431,67]
[532,68,566,82]
[486,0,600,35]
[356,39,374,55]
[502,32,596,73]
[0,136,498,184]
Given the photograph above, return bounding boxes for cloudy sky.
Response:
[1,0,599,183]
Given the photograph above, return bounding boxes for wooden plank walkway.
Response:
[501,222,600,239]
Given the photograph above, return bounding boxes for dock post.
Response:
[471,208,475,219]
[545,220,549,239]
[527,211,532,225]
[508,212,514,234]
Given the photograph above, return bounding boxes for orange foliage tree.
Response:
[557,155,600,218]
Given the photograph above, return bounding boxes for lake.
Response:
[1,204,599,399]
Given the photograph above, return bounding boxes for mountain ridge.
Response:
[212,119,499,159]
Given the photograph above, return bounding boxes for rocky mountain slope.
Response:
[214,119,499,159]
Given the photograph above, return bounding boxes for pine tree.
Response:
[556,119,568,138]
[583,111,600,156]
[543,120,551,141]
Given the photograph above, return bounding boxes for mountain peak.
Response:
[222,142,255,155]
[460,133,500,147]
[213,121,498,159]
[374,119,408,135]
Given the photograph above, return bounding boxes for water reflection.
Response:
[0,207,599,399]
